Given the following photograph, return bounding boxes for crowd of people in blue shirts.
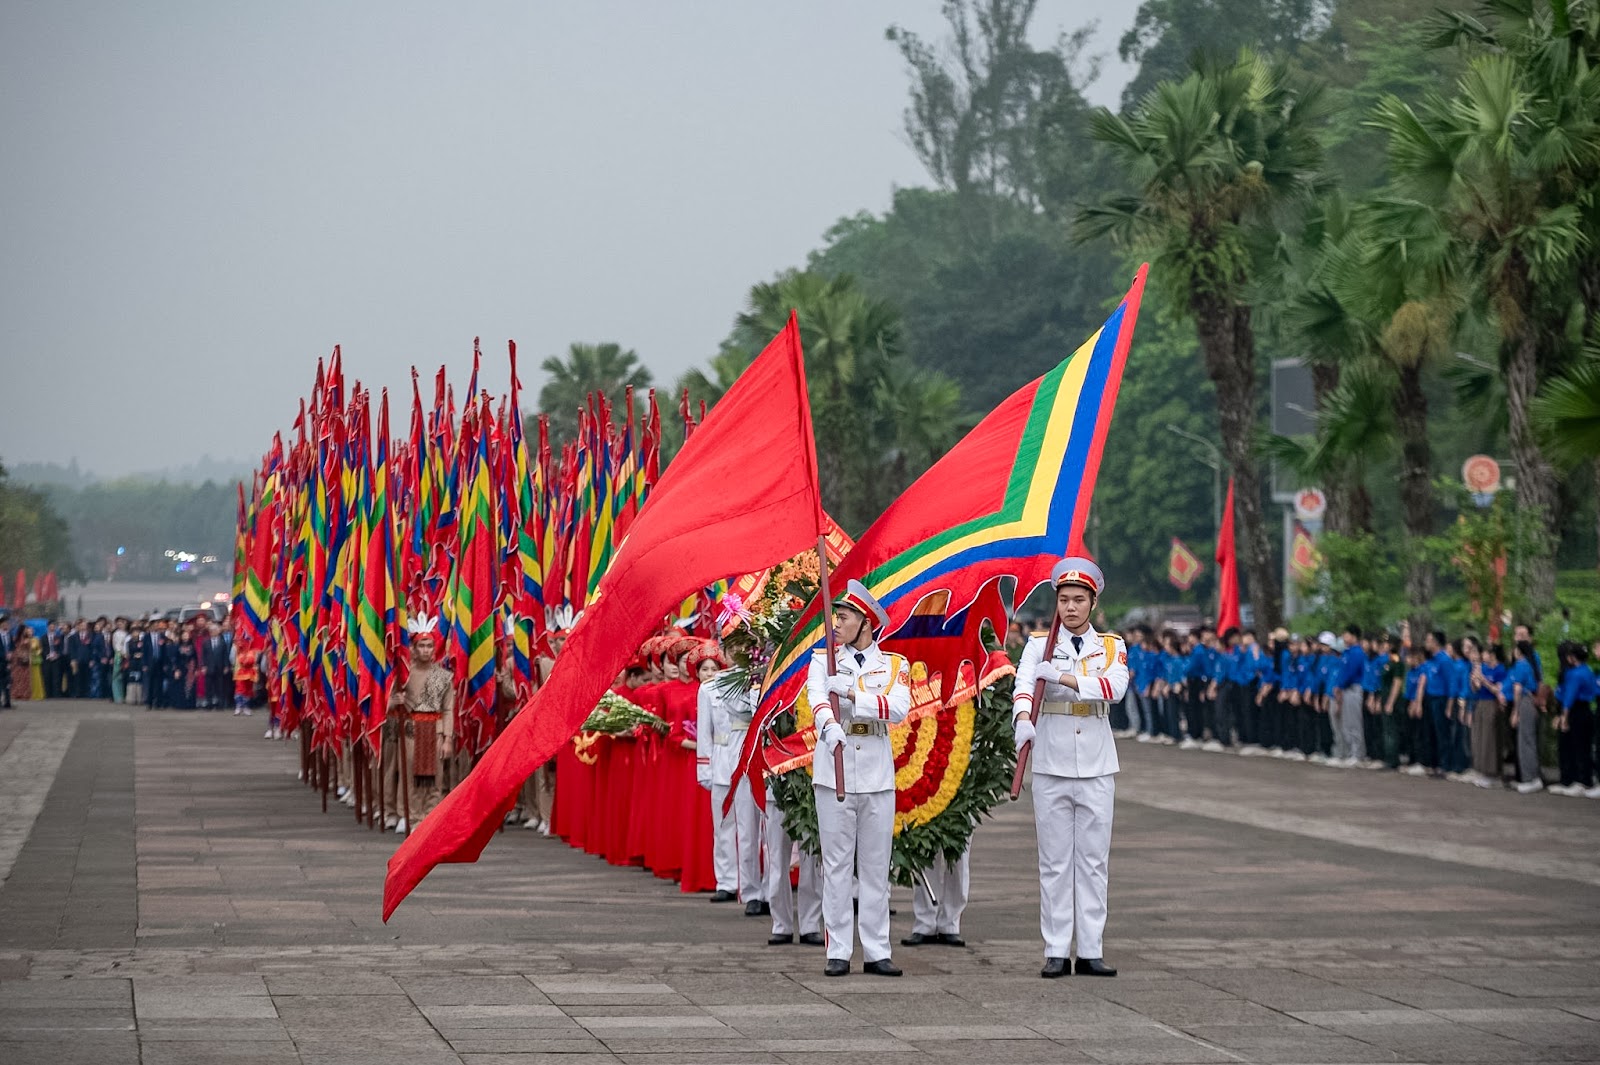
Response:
[1107,620,1600,798]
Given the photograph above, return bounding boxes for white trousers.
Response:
[911,849,970,935]
[710,778,764,899]
[1031,773,1114,960]
[814,785,893,962]
[764,790,822,936]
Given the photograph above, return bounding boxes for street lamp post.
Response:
[1166,424,1222,530]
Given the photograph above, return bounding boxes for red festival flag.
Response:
[1289,521,1321,584]
[383,313,825,919]
[1168,537,1201,591]
[1214,479,1241,633]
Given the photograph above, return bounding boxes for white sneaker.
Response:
[233,708,242,716]
[539,820,552,836]
[1284,750,1307,762]
[1583,785,1600,799]
[1362,759,1383,770]
[1239,744,1264,757]
[264,728,275,739]
[1308,752,1328,764]
[1515,779,1544,794]
[393,818,408,833]
[384,816,399,829]
[1267,747,1284,758]
[1472,775,1495,788]
[1404,764,1427,777]
[1136,733,1153,743]
[1202,740,1224,753]
[1178,738,1200,750]
[336,786,348,799]
[522,817,540,829]
[1547,784,1576,796]
[243,708,252,716]
[1157,735,1176,746]
[272,727,283,740]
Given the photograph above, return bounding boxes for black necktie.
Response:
[1071,635,1083,654]
[854,652,865,667]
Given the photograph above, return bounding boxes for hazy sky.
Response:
[2,1,1134,477]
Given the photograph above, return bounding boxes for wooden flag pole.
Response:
[813,535,846,802]
[1010,612,1063,801]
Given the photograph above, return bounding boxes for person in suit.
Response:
[65,620,93,699]
[203,622,230,710]
[0,615,13,709]
[145,621,169,709]
[43,622,65,698]
[89,619,111,700]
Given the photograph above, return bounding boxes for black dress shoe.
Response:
[900,932,933,946]
[758,900,771,915]
[824,959,849,977]
[767,933,794,945]
[862,959,902,977]
[744,899,764,916]
[798,932,825,946]
[938,933,966,947]
[708,890,737,903]
[1074,957,1117,977]
[1040,957,1069,979]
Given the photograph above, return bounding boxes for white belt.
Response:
[845,720,887,736]
[1039,701,1107,717]
[712,727,747,747]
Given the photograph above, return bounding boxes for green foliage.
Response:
[537,342,653,444]
[1293,531,1404,634]
[1421,484,1553,634]
[1117,0,1333,108]
[0,461,84,589]
[1532,359,1600,467]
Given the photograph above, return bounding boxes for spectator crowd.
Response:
[1,613,258,713]
[1056,618,1600,799]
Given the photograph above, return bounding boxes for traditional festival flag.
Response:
[754,266,1148,727]
[1289,521,1321,584]
[1168,536,1201,591]
[1214,479,1242,634]
[382,312,826,920]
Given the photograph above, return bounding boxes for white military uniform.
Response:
[910,849,970,937]
[1014,625,1129,961]
[808,641,911,963]
[764,783,823,937]
[697,673,764,902]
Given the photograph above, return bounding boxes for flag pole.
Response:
[814,535,846,803]
[1010,611,1062,801]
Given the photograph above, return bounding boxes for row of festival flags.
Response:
[1,569,59,611]
[230,340,712,760]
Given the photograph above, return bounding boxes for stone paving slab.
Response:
[0,703,1598,1062]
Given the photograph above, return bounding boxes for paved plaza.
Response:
[1,701,1597,1064]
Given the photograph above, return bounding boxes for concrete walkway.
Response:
[1,701,1597,1064]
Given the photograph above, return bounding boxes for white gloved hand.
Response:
[819,720,846,752]
[1013,716,1037,752]
[825,674,856,698]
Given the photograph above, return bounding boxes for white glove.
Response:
[1013,716,1037,752]
[819,720,846,752]
[825,674,856,698]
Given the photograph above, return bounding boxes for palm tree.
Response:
[1369,3,1600,609]
[1077,49,1332,631]
[537,343,653,443]
[1532,359,1600,573]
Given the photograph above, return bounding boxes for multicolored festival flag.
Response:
[1289,521,1321,584]
[754,265,1148,726]
[1168,536,1201,591]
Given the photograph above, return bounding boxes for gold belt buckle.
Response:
[1069,703,1093,717]
[846,722,872,736]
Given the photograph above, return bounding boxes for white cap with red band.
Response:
[836,578,890,632]
[1051,556,1105,597]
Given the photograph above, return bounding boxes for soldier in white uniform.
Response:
[902,850,969,946]
[1012,557,1128,979]
[763,782,824,945]
[808,579,912,977]
[696,647,766,913]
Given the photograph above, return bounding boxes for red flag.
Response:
[1214,479,1241,633]
[383,313,824,919]
[10,569,21,610]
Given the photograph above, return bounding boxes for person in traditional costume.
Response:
[382,613,455,832]
[11,630,40,702]
[1012,556,1128,979]
[808,579,911,977]
[656,638,716,893]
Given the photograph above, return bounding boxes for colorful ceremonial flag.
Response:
[384,312,825,920]
[1289,521,1321,584]
[1168,537,1201,591]
[755,266,1148,724]
[452,397,500,754]
[1214,479,1241,634]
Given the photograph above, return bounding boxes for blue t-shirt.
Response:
[1475,662,1506,699]
[1403,665,1423,701]
[1316,653,1340,695]
[1164,652,1188,686]
[1335,644,1366,690]
[1422,650,1452,700]
[1450,657,1472,700]
[1362,653,1385,693]
[1504,659,1537,701]
[1557,663,1598,709]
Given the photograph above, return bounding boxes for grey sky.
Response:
[2,1,1134,478]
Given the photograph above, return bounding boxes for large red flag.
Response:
[383,313,823,919]
[1214,479,1241,633]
